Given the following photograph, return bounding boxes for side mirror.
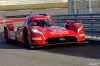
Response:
[31,22,37,26]
[65,20,70,24]
[52,21,55,26]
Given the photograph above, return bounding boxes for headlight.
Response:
[78,25,83,33]
[31,29,43,35]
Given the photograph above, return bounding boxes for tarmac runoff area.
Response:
[0,22,100,66]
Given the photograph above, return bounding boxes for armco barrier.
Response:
[52,12,100,38]
[3,12,100,38]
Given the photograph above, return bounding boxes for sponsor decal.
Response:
[17,32,23,35]
[10,36,15,40]
[9,31,16,40]
[10,31,15,36]
[50,29,68,35]
[59,38,65,41]
[20,32,23,35]
[17,36,22,41]
[32,37,42,40]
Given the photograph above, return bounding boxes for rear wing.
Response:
[38,13,51,18]
[2,12,51,23]
[2,15,27,23]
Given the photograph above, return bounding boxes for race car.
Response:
[3,13,88,49]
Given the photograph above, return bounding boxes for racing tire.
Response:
[23,28,36,49]
[4,27,11,43]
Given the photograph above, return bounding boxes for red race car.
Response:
[3,13,88,49]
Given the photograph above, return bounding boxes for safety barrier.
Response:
[3,12,100,38]
[52,12,100,38]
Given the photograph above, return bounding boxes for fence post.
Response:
[88,0,92,12]
[73,0,77,13]
[84,0,87,12]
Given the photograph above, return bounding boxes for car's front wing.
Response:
[35,41,89,48]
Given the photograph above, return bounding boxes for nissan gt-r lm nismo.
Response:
[3,13,88,49]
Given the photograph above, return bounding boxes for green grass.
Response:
[0,2,68,11]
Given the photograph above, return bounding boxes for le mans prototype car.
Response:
[3,13,88,49]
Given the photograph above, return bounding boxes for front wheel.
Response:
[23,28,36,49]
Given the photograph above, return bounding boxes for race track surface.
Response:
[0,8,100,66]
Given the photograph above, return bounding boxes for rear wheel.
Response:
[23,28,36,49]
[4,27,11,43]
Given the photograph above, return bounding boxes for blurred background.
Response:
[0,0,67,5]
[0,0,67,11]
[0,0,99,13]
[68,0,100,13]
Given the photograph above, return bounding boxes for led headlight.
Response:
[78,25,83,33]
[31,29,43,35]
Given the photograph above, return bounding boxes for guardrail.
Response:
[52,12,100,38]
[3,12,100,38]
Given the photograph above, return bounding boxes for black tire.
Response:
[23,28,36,49]
[4,27,11,43]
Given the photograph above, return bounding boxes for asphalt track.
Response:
[0,8,100,66]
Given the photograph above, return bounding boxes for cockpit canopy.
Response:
[24,15,52,27]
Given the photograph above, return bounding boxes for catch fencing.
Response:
[68,0,100,13]
[52,12,100,38]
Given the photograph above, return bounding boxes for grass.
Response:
[0,2,68,11]
[0,1,99,11]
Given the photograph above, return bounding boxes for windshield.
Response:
[30,20,52,27]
